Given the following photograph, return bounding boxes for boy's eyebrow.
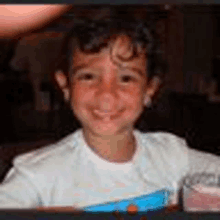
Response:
[72,64,88,73]
[124,67,145,77]
[72,64,145,77]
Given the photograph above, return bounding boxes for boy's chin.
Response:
[90,127,119,137]
[85,124,132,137]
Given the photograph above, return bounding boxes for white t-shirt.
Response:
[0,129,219,209]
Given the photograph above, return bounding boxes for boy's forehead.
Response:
[72,36,147,71]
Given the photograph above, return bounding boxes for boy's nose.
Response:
[96,81,118,112]
[98,93,115,112]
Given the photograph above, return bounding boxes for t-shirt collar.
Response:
[78,129,142,172]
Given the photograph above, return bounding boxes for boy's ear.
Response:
[144,76,161,105]
[55,70,70,101]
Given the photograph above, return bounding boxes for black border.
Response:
[1,1,220,4]
[0,210,220,219]
[1,1,220,218]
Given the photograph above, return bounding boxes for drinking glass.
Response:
[182,172,220,212]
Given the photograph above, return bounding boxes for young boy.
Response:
[0,15,220,212]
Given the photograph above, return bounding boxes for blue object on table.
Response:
[84,189,170,213]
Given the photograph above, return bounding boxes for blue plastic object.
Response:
[84,189,170,213]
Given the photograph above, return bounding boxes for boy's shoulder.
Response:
[137,130,188,153]
[137,130,190,172]
[13,129,82,167]
[138,130,186,145]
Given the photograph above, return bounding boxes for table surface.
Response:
[0,210,219,219]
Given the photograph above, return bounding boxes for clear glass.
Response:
[182,173,220,212]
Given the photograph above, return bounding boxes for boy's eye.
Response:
[120,75,135,83]
[78,73,95,81]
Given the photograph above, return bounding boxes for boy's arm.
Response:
[0,166,41,208]
[0,5,72,39]
[187,148,220,176]
[0,165,81,211]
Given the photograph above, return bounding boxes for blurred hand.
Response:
[0,5,72,39]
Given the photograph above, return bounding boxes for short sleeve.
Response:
[0,163,41,208]
[187,148,220,176]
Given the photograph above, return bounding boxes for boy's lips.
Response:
[92,109,124,121]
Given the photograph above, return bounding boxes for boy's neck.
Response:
[83,129,136,163]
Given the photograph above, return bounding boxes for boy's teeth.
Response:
[94,110,113,116]
[94,110,113,120]
[103,115,110,121]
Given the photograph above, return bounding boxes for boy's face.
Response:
[57,35,153,136]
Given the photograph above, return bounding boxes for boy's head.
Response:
[55,15,164,136]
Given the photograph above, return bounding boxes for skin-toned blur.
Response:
[0,5,72,39]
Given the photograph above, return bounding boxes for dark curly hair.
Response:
[57,14,166,82]
[55,14,167,138]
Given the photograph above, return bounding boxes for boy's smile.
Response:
[92,109,124,121]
